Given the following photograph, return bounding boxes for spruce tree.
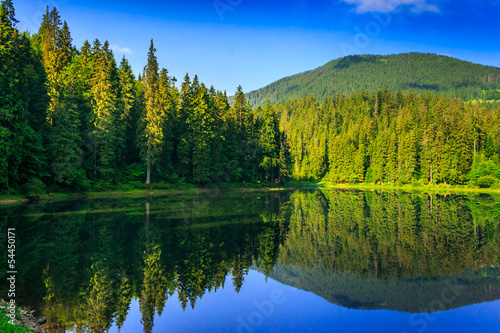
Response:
[141,39,164,187]
[0,1,46,191]
[117,56,137,164]
[89,40,119,182]
[259,100,279,182]
[176,73,193,181]
[191,81,213,184]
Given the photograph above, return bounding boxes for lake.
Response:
[1,189,499,333]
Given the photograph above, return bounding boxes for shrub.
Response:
[72,171,91,192]
[476,175,498,188]
[116,163,145,184]
[412,180,424,187]
[468,154,500,181]
[20,178,46,200]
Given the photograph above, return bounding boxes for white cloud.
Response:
[110,44,133,54]
[341,0,440,13]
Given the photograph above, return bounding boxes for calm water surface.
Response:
[1,189,499,333]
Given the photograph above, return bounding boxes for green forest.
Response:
[1,1,500,198]
[246,53,500,106]
[275,90,500,186]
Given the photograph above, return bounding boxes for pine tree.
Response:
[141,39,164,187]
[117,56,136,164]
[156,67,174,180]
[259,100,279,182]
[0,1,46,191]
[0,0,17,189]
[232,85,249,135]
[89,40,119,182]
[57,20,72,70]
[191,81,213,184]
[176,73,193,181]
[39,7,64,121]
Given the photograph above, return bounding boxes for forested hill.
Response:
[247,53,500,105]
[270,264,500,313]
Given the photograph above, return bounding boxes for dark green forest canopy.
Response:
[276,91,500,185]
[247,53,500,106]
[1,1,500,196]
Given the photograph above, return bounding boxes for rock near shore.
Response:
[0,299,47,333]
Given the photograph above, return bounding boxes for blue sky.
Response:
[13,0,500,93]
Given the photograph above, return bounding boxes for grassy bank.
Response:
[288,181,500,194]
[3,179,500,205]
[0,181,295,204]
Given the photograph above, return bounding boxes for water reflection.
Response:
[0,190,499,332]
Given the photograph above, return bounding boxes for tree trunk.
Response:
[146,144,151,189]
[429,161,433,184]
[146,200,150,242]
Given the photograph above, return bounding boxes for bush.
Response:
[116,163,145,184]
[364,168,373,183]
[72,172,91,192]
[93,180,113,192]
[476,176,498,188]
[20,178,46,199]
[412,180,424,187]
[468,154,500,181]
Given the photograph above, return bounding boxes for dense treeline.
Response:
[277,90,500,186]
[2,1,500,196]
[247,53,500,106]
[0,2,288,195]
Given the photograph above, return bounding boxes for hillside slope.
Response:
[269,264,500,313]
[247,53,500,105]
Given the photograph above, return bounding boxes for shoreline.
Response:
[0,185,297,205]
[1,181,499,205]
[0,300,47,332]
[293,181,500,195]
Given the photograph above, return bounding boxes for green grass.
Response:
[5,178,498,205]
[287,180,500,194]
[0,194,26,202]
[0,181,295,204]
[0,308,33,333]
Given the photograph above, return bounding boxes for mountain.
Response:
[269,264,500,313]
[246,53,500,105]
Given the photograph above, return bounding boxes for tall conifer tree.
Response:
[141,39,164,187]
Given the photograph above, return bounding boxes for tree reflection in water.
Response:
[0,190,499,332]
